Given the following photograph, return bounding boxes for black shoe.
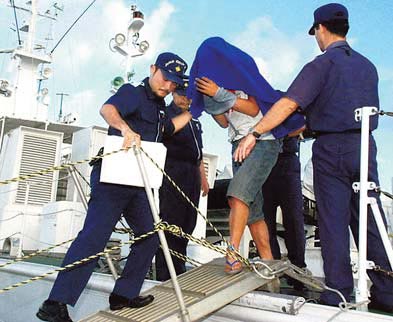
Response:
[286,276,307,292]
[36,300,73,322]
[109,293,154,310]
[369,300,393,314]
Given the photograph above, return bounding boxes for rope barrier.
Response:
[379,110,393,117]
[0,238,75,269]
[0,226,159,294]
[139,147,230,246]
[0,147,128,186]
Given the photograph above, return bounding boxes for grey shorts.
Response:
[227,139,281,224]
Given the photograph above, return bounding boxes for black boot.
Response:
[36,300,73,322]
[369,300,393,314]
[109,293,154,310]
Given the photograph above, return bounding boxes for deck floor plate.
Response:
[81,258,283,322]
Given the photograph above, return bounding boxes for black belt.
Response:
[313,129,367,137]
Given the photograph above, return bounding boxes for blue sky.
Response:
[0,0,392,190]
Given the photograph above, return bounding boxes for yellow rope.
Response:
[0,238,75,269]
[0,147,129,186]
[0,146,252,293]
[0,227,159,294]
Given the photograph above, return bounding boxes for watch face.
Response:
[252,131,261,139]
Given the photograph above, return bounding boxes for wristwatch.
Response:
[249,127,262,139]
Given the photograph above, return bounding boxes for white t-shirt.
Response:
[226,91,275,142]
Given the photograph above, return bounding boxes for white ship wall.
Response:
[0,127,63,251]
[39,201,86,253]
[66,126,107,202]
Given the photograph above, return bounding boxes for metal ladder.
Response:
[80,258,289,322]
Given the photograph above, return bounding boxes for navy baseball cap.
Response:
[155,52,188,85]
[174,76,189,96]
[309,3,348,35]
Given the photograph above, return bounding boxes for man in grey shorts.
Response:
[196,77,281,274]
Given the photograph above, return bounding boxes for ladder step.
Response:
[81,258,284,322]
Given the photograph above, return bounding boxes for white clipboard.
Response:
[100,135,167,188]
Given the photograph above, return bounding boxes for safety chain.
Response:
[0,238,75,269]
[373,265,393,277]
[0,226,160,294]
[0,147,128,186]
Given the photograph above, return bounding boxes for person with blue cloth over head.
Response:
[155,76,209,281]
[188,37,305,275]
[234,3,393,312]
[36,52,193,322]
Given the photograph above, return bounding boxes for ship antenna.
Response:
[50,0,97,54]
[10,0,22,45]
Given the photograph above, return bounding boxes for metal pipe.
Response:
[355,106,377,310]
[133,146,190,322]
[369,198,393,267]
[0,117,6,154]
[68,165,118,280]
[17,182,30,259]
[26,0,37,53]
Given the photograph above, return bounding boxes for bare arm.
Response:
[252,97,298,134]
[212,114,229,128]
[100,104,141,148]
[199,162,209,196]
[233,97,298,162]
[232,95,259,116]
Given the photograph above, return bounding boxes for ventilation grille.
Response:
[202,157,209,179]
[15,134,59,205]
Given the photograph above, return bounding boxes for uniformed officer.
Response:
[262,136,306,270]
[234,3,393,312]
[155,77,209,281]
[37,52,192,322]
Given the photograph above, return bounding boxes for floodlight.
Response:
[138,40,149,53]
[0,80,9,92]
[42,67,52,79]
[114,33,126,46]
[41,88,49,96]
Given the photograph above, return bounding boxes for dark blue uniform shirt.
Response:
[286,41,379,132]
[163,101,203,164]
[105,78,175,141]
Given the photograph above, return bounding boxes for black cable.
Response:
[381,190,393,200]
[50,0,97,54]
[10,0,22,45]
[380,110,393,117]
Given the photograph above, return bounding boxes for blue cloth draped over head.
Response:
[187,37,305,138]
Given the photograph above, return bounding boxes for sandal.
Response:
[224,245,243,275]
[225,258,243,275]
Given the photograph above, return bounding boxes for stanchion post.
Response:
[68,165,119,280]
[133,146,191,322]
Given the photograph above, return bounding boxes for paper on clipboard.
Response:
[100,135,167,188]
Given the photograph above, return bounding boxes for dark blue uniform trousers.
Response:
[155,159,201,281]
[49,163,159,306]
[263,154,306,268]
[313,133,393,306]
